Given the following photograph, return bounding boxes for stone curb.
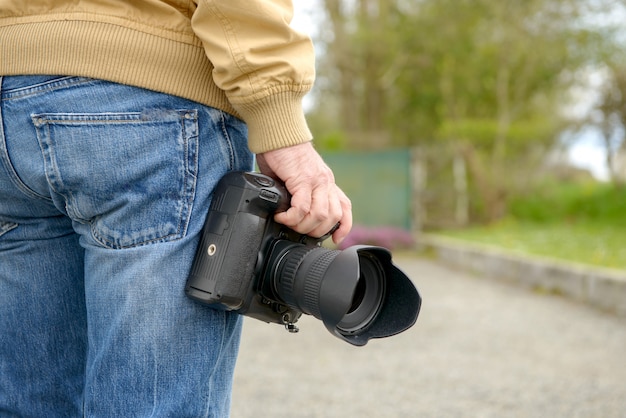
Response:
[419,233,626,317]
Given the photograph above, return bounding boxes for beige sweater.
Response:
[0,0,315,153]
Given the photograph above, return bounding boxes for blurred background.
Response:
[292,0,626,270]
[232,4,626,415]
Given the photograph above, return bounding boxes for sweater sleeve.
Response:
[191,0,315,153]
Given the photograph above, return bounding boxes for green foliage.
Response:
[438,117,558,147]
[399,0,587,135]
[509,181,626,226]
[314,131,349,152]
[440,219,626,269]
[312,0,626,223]
[312,0,617,163]
[313,0,622,143]
[441,180,626,269]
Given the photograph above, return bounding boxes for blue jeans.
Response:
[0,76,253,417]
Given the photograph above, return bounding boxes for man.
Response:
[0,1,352,416]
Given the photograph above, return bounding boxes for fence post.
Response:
[410,147,427,234]
[454,153,469,226]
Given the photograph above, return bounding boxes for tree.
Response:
[310,0,623,221]
[592,65,626,185]
[313,0,402,148]
[407,0,597,219]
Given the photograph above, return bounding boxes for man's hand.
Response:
[256,142,352,244]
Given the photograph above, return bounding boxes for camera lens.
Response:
[347,278,366,314]
[336,253,386,334]
[272,245,335,321]
[271,243,386,336]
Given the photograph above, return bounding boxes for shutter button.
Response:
[254,177,274,187]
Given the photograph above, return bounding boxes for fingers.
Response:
[274,180,350,242]
[332,188,352,244]
[257,142,353,244]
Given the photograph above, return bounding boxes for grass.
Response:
[437,181,626,270]
[438,219,626,270]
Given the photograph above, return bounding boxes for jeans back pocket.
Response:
[33,109,199,249]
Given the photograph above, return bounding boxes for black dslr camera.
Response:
[185,171,421,346]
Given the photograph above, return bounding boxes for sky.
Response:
[568,133,609,180]
[291,1,319,36]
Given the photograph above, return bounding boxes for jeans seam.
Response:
[1,76,94,101]
[204,312,228,418]
[217,111,235,171]
[180,110,199,242]
[0,221,18,237]
[0,96,53,203]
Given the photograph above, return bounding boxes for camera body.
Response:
[186,171,421,346]
[186,171,306,326]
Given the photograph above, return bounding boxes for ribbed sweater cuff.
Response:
[231,89,313,154]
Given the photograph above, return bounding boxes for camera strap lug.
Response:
[284,323,299,333]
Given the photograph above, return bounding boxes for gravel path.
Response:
[231,257,626,417]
